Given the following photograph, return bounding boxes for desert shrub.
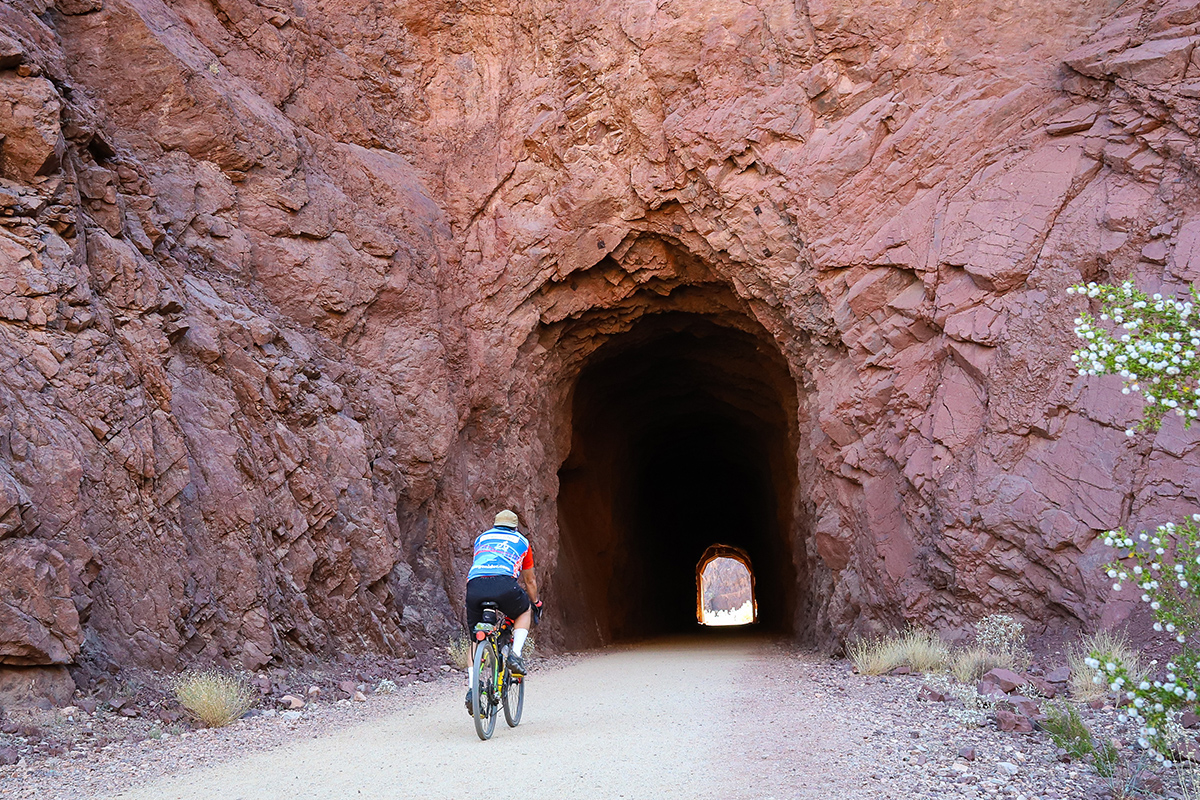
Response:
[1095,519,1200,759]
[1042,701,1130,791]
[848,627,949,675]
[1177,766,1200,800]
[1068,630,1144,701]
[1071,280,1200,760]
[1068,281,1199,431]
[897,627,950,673]
[975,613,1032,670]
[173,670,255,728]
[1167,724,1200,800]
[949,614,1031,681]
[1043,701,1097,760]
[446,632,472,671]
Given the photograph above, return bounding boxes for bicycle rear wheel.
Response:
[502,665,524,727]
[472,639,498,741]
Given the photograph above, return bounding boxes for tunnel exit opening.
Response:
[697,544,757,627]
[552,314,801,649]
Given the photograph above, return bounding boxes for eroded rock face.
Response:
[0,538,80,664]
[0,0,1197,668]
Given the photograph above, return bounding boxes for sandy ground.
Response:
[97,636,869,800]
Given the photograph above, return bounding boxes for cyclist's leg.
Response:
[511,608,532,654]
[464,580,487,710]
[495,583,532,674]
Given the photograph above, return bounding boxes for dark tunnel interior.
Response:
[553,315,801,648]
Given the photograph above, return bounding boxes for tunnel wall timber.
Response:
[0,0,1199,671]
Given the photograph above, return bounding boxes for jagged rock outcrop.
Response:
[0,0,1197,672]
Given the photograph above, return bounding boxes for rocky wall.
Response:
[0,0,1197,673]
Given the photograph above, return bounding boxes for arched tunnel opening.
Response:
[697,544,757,627]
[552,314,802,649]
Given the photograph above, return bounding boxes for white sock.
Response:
[513,628,528,656]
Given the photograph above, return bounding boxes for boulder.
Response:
[982,668,1025,694]
[917,684,948,702]
[1045,667,1070,684]
[1024,676,1058,698]
[279,694,305,709]
[0,665,76,713]
[1009,695,1043,720]
[996,709,1034,733]
[977,680,1008,701]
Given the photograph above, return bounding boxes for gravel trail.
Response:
[101,636,870,800]
[3,636,1120,799]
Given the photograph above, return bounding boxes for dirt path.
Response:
[6,636,1116,799]
[99,637,873,800]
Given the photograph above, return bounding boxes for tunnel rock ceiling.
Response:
[0,0,1198,670]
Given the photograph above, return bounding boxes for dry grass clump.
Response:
[446,632,472,670]
[951,647,1011,683]
[948,613,1033,681]
[849,627,950,675]
[173,670,255,728]
[1068,630,1144,701]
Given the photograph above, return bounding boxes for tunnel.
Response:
[552,313,802,649]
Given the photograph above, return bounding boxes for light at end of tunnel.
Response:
[700,600,755,626]
[697,549,757,627]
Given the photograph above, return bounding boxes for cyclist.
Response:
[464,509,541,712]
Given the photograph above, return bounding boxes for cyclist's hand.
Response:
[532,600,544,626]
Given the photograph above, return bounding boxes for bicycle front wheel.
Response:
[472,639,498,741]
[502,666,524,727]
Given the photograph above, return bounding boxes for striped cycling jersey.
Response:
[467,526,533,580]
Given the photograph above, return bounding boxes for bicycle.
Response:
[469,601,524,740]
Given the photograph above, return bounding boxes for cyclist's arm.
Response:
[520,568,538,604]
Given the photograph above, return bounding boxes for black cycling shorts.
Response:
[465,575,530,630]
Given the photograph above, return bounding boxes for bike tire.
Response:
[502,665,524,727]
[472,639,498,741]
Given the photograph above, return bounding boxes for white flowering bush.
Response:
[1068,281,1200,432]
[974,613,1031,669]
[1093,516,1200,759]
[1070,280,1200,762]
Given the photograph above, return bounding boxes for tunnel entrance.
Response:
[553,315,800,648]
[697,544,757,627]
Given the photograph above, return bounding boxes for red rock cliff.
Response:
[0,0,1197,669]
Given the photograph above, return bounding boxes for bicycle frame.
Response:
[470,605,525,740]
[473,611,513,687]
[470,607,510,738]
